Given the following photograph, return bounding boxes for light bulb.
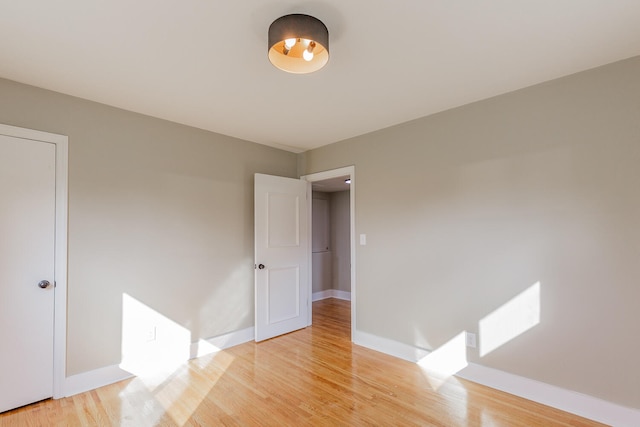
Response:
[303,41,316,62]
[284,38,296,49]
[303,49,314,61]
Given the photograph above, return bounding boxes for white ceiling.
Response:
[312,176,350,193]
[2,1,640,153]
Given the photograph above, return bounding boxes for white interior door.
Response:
[254,173,309,342]
[0,134,56,412]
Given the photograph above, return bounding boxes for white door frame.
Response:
[0,124,68,399]
[301,166,356,341]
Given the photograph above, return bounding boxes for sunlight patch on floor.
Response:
[153,352,234,426]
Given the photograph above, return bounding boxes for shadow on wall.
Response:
[417,282,541,390]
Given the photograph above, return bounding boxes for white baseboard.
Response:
[353,329,640,427]
[63,326,255,398]
[64,364,133,397]
[333,290,351,301]
[353,330,429,362]
[312,290,332,301]
[312,290,351,301]
[457,363,640,427]
[189,327,255,358]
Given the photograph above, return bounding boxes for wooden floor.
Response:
[1,299,604,426]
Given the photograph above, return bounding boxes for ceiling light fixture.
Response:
[345,179,351,184]
[268,14,329,74]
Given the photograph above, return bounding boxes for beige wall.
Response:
[312,191,332,293]
[330,191,351,293]
[0,78,297,375]
[311,190,351,294]
[299,56,640,409]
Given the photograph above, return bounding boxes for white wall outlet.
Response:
[359,234,367,245]
[466,332,477,348]
[145,326,157,342]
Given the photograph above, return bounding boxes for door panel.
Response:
[255,174,309,342]
[267,192,300,247]
[267,267,300,323]
[0,135,56,412]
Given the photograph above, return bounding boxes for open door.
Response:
[254,173,310,342]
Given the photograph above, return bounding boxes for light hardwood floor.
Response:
[1,299,604,426]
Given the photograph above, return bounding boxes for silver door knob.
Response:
[38,280,51,289]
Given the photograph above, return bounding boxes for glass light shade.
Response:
[268,14,329,74]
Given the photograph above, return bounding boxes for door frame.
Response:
[301,166,356,341]
[0,124,68,399]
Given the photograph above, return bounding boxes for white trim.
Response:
[64,365,133,397]
[312,290,351,302]
[306,182,313,326]
[189,327,255,359]
[352,329,640,426]
[457,363,640,426]
[53,134,68,399]
[302,166,354,183]
[301,166,356,341]
[353,330,429,362]
[64,327,255,397]
[0,124,68,400]
[332,290,351,301]
[312,290,333,301]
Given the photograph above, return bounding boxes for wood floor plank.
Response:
[0,298,606,426]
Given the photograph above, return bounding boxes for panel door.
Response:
[254,174,309,342]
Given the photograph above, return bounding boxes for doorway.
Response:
[302,166,356,340]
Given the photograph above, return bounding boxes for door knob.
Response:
[38,280,51,289]
[258,264,265,270]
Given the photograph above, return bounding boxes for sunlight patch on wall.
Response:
[120,293,236,426]
[417,331,468,390]
[121,293,192,376]
[479,282,541,357]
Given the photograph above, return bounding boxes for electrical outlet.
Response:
[465,332,476,348]
[145,326,157,342]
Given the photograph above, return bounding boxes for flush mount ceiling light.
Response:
[268,14,329,74]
